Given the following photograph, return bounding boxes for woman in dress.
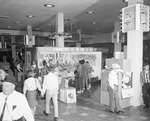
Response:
[23,70,42,116]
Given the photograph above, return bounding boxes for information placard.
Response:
[122,4,149,32]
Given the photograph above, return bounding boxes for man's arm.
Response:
[41,76,47,96]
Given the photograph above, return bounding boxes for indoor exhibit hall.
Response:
[1,0,150,121]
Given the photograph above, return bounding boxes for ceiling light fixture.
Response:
[122,0,128,3]
[26,15,35,18]
[8,26,11,28]
[15,21,21,24]
[87,11,95,14]
[44,4,55,8]
[92,22,97,24]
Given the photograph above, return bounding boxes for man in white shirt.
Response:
[0,75,34,121]
[41,66,59,121]
[107,63,124,115]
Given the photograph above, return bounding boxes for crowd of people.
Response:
[0,56,150,120]
[0,60,59,121]
[74,59,92,94]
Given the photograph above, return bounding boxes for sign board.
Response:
[121,72,133,98]
[112,31,125,43]
[25,35,35,46]
[122,4,149,32]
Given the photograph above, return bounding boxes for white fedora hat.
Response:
[111,63,121,69]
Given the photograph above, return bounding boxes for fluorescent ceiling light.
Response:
[87,11,95,14]
[26,15,35,18]
[15,21,21,24]
[92,22,97,24]
[44,4,55,8]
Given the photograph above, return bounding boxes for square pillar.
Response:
[127,30,143,106]
[55,13,64,47]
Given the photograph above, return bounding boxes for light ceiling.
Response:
[0,0,150,35]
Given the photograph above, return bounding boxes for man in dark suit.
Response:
[140,63,150,108]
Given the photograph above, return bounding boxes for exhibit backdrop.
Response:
[36,47,102,80]
[58,52,102,80]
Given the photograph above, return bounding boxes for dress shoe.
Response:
[116,110,125,115]
[43,111,49,116]
[109,110,116,114]
[54,117,58,121]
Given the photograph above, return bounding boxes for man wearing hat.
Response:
[0,69,8,92]
[107,63,124,114]
[0,75,34,121]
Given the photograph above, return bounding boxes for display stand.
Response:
[100,59,132,108]
[59,87,77,103]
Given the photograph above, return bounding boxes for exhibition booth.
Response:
[26,47,102,103]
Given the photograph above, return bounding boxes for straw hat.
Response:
[111,63,121,70]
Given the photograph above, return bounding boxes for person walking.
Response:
[41,66,59,121]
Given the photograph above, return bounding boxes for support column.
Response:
[55,13,64,47]
[27,25,32,37]
[26,25,33,47]
[11,36,16,61]
[1,36,6,62]
[127,0,144,106]
[76,29,81,47]
[114,21,121,52]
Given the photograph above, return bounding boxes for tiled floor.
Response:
[34,83,150,121]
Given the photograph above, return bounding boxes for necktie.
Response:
[0,97,8,121]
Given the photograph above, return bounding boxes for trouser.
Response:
[142,83,150,106]
[82,77,88,89]
[79,77,83,90]
[45,89,58,117]
[75,77,80,91]
[87,74,91,85]
[107,84,122,112]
